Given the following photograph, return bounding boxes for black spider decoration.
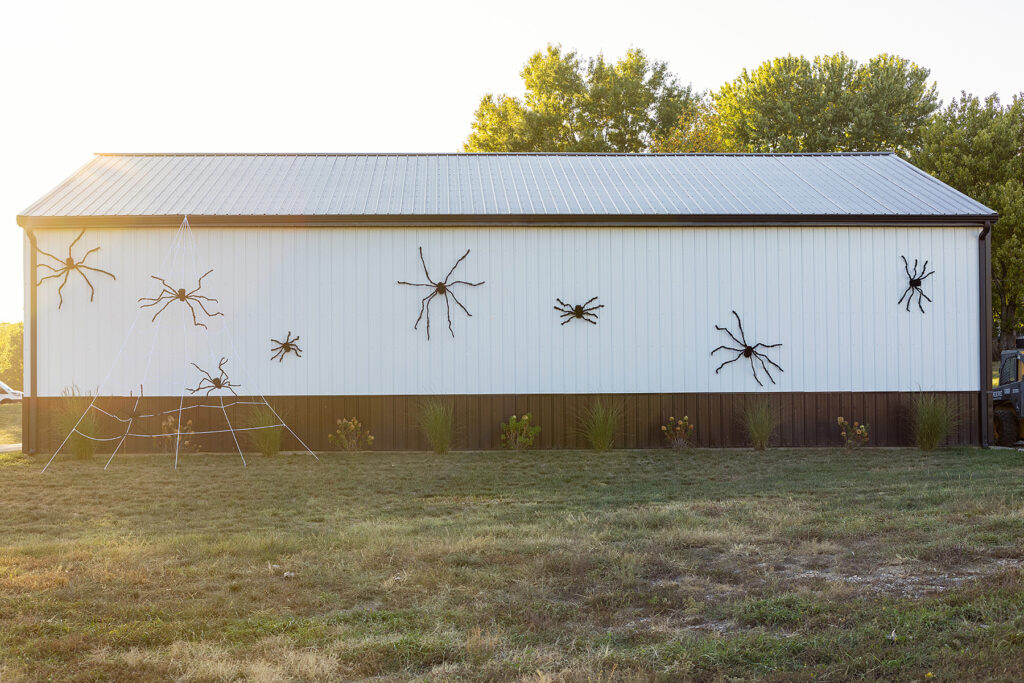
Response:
[138,269,224,329]
[187,357,239,395]
[271,331,302,362]
[35,229,116,309]
[554,297,604,325]
[898,256,935,313]
[397,247,485,339]
[711,310,783,386]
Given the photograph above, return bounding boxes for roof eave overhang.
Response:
[17,213,999,230]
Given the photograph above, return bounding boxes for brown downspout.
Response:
[25,229,38,454]
[979,220,993,447]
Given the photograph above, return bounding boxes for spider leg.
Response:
[556,298,570,309]
[916,288,929,314]
[147,297,175,322]
[294,347,302,357]
[55,271,71,309]
[187,269,215,296]
[397,281,433,287]
[417,247,436,285]
[36,263,61,274]
[582,296,599,308]
[561,317,574,325]
[447,280,485,287]
[898,285,912,308]
[34,246,64,264]
[184,300,208,329]
[271,338,283,346]
[79,264,115,280]
[920,268,935,281]
[715,324,745,348]
[218,358,229,374]
[80,246,100,262]
[191,363,215,383]
[445,292,455,337]
[583,303,605,313]
[447,288,472,317]
[443,249,471,283]
[901,255,911,279]
[713,350,744,375]
[192,297,224,318]
[67,229,86,258]
[748,355,766,386]
[919,289,932,303]
[76,269,96,302]
[752,342,782,350]
[191,295,220,304]
[582,313,597,325]
[36,268,69,285]
[756,349,784,373]
[711,345,743,356]
[139,293,169,306]
[731,311,749,346]
[226,384,238,396]
[414,291,435,330]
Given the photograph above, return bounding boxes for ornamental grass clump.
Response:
[418,399,454,454]
[742,399,777,451]
[661,415,696,450]
[52,387,98,460]
[327,417,375,451]
[577,399,620,452]
[911,393,958,451]
[500,413,540,450]
[243,405,282,457]
[837,416,869,448]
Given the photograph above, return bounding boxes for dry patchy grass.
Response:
[0,403,20,445]
[0,447,1022,680]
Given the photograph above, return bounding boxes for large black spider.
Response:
[187,357,239,395]
[138,269,224,329]
[554,297,604,325]
[271,331,302,362]
[711,310,783,386]
[35,229,116,309]
[397,247,485,339]
[898,255,935,313]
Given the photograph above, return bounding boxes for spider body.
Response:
[397,247,485,339]
[554,297,604,325]
[271,331,303,362]
[187,358,239,395]
[711,310,783,386]
[898,256,934,313]
[35,229,116,309]
[138,269,224,328]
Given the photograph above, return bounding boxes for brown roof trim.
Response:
[18,213,998,230]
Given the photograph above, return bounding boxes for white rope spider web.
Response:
[41,217,318,472]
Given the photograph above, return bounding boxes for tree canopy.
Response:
[912,93,1024,349]
[659,53,939,155]
[0,322,23,391]
[463,45,696,153]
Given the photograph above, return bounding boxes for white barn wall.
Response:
[28,225,980,397]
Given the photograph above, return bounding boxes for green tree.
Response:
[0,322,23,391]
[661,53,939,155]
[464,45,697,153]
[912,93,1024,351]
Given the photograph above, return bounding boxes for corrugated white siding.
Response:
[28,225,980,397]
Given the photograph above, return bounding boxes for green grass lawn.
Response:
[0,403,20,445]
[1,447,1022,681]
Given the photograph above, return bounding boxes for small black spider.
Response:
[35,229,116,309]
[138,269,224,329]
[187,358,239,395]
[397,247,485,339]
[554,297,604,325]
[711,310,783,386]
[271,331,302,362]
[898,256,935,313]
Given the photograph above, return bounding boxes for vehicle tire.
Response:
[994,408,1019,446]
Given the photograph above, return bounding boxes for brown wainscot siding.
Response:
[24,392,979,454]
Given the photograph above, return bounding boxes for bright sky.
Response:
[2,0,1021,323]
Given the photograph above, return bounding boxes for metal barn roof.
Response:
[18,153,996,228]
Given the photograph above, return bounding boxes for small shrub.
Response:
[418,399,454,454]
[577,399,620,451]
[52,387,98,459]
[500,413,540,450]
[328,417,375,451]
[742,399,777,451]
[159,415,201,454]
[242,405,282,457]
[837,416,869,448]
[661,415,695,449]
[911,393,958,451]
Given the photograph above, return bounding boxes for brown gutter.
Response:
[25,229,38,455]
[980,221,994,446]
